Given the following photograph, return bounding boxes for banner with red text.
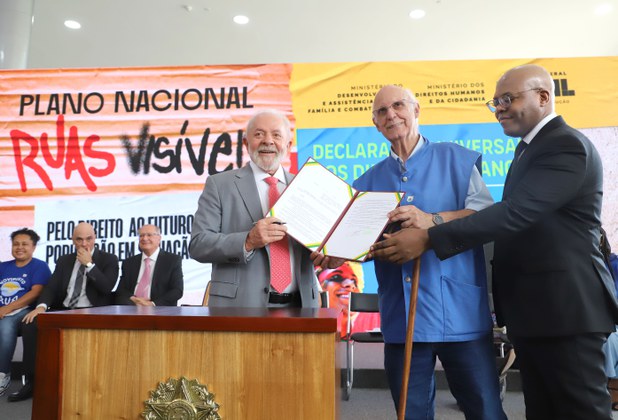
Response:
[1,57,617,309]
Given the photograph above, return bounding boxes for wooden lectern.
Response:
[33,306,339,419]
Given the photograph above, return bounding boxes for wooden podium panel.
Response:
[33,306,339,419]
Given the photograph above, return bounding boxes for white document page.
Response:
[271,159,353,250]
[323,191,402,261]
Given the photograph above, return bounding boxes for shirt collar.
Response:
[249,160,286,184]
[143,247,160,262]
[390,135,426,165]
[522,112,558,145]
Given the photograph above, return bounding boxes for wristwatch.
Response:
[86,262,94,269]
[432,213,444,226]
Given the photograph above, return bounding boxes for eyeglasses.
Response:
[372,99,413,119]
[485,88,543,112]
[139,233,160,238]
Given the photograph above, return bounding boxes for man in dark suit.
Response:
[369,64,618,419]
[115,224,183,306]
[8,222,118,402]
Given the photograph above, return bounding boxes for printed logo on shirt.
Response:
[1,280,25,298]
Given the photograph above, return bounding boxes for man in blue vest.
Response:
[353,85,505,419]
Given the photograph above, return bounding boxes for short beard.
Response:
[250,147,284,173]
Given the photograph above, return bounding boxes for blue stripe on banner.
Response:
[297,122,518,202]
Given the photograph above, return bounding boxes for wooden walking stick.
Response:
[397,258,421,420]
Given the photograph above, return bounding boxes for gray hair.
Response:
[245,110,292,140]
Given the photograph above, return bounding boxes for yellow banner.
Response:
[291,57,618,129]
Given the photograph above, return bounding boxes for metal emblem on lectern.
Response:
[142,376,221,419]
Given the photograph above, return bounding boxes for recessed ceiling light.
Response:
[409,9,426,19]
[233,15,249,25]
[594,2,613,15]
[64,20,81,29]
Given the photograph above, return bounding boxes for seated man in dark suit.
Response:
[8,222,119,402]
[115,224,183,306]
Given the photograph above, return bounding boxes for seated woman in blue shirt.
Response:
[0,228,51,396]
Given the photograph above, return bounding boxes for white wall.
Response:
[25,0,618,69]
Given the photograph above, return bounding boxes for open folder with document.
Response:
[269,157,403,261]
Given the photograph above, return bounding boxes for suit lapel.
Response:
[91,249,100,266]
[63,254,78,290]
[235,164,265,223]
[503,149,524,197]
[503,152,529,198]
[503,116,565,199]
[150,253,163,297]
[283,170,302,268]
[283,170,294,186]
[131,254,142,290]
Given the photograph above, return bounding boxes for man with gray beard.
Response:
[189,110,322,308]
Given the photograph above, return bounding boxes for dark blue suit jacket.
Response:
[429,116,618,336]
[115,249,183,306]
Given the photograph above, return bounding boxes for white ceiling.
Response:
[21,0,618,69]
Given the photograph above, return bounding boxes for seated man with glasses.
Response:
[353,85,505,419]
[115,224,184,306]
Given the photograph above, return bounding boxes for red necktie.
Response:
[135,257,152,298]
[264,176,292,293]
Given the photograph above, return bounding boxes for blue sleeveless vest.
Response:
[353,139,492,343]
